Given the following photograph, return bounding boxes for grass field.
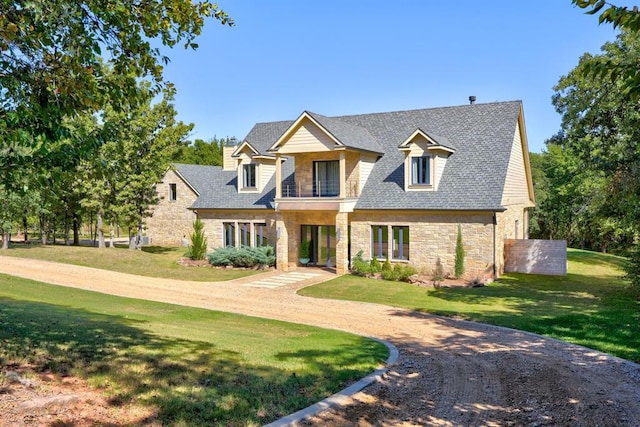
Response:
[299,249,640,363]
[0,275,388,426]
[1,243,258,281]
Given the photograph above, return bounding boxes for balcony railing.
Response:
[281,179,359,198]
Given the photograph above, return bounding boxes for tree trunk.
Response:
[22,214,28,243]
[1,232,10,249]
[109,222,115,248]
[97,210,106,249]
[40,217,47,245]
[73,212,80,246]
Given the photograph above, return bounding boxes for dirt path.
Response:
[1,256,640,426]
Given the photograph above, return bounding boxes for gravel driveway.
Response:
[1,256,639,426]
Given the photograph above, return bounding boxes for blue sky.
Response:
[161,1,620,153]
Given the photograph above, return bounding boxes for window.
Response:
[254,223,268,247]
[371,225,388,259]
[392,226,410,260]
[243,164,256,188]
[169,183,177,201]
[239,222,251,247]
[223,222,235,247]
[411,156,430,185]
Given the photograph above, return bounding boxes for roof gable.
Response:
[398,128,456,154]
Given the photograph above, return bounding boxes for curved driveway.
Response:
[1,256,639,426]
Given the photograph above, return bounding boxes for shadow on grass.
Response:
[0,298,373,426]
[141,245,177,255]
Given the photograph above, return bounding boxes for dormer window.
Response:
[242,164,256,188]
[411,156,430,185]
[400,128,455,192]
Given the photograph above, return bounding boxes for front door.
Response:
[300,225,336,267]
[313,161,339,196]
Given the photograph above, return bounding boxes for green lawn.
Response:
[1,243,257,281]
[299,249,640,363]
[0,275,388,426]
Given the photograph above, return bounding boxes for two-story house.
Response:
[146,100,534,278]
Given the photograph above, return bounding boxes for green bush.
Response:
[351,250,372,277]
[208,246,276,268]
[370,257,382,273]
[382,259,392,272]
[395,263,417,282]
[381,267,398,281]
[186,218,208,260]
[454,224,465,278]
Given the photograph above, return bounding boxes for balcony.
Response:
[276,178,360,212]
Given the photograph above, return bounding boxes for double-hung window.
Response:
[371,225,388,259]
[239,222,251,247]
[243,164,256,188]
[372,225,410,261]
[392,226,410,260]
[223,222,235,247]
[254,223,268,247]
[411,156,430,185]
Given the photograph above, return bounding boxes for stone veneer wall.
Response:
[146,169,197,245]
[198,209,277,250]
[350,211,495,280]
[495,202,530,275]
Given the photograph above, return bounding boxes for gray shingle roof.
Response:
[175,101,523,211]
[306,112,383,154]
[174,162,294,210]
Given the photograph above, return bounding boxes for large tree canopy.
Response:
[0,1,232,114]
[0,1,232,174]
[552,28,640,291]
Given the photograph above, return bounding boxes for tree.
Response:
[0,1,232,122]
[454,225,465,278]
[0,1,233,179]
[554,30,640,234]
[173,137,226,165]
[186,218,208,260]
[101,85,193,249]
[572,1,640,96]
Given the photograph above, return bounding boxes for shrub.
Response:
[381,267,398,281]
[186,218,208,260]
[454,224,465,278]
[208,246,276,268]
[432,257,444,286]
[370,257,382,273]
[395,264,417,282]
[351,250,372,277]
[382,259,392,272]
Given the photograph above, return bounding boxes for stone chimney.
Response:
[223,137,239,171]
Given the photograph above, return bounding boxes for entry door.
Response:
[300,225,336,267]
[313,161,339,196]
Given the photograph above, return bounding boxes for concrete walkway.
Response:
[1,256,639,426]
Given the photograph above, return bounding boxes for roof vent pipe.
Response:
[469,96,476,105]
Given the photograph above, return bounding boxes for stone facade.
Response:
[198,209,277,251]
[146,169,197,245]
[495,202,530,275]
[350,210,495,280]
